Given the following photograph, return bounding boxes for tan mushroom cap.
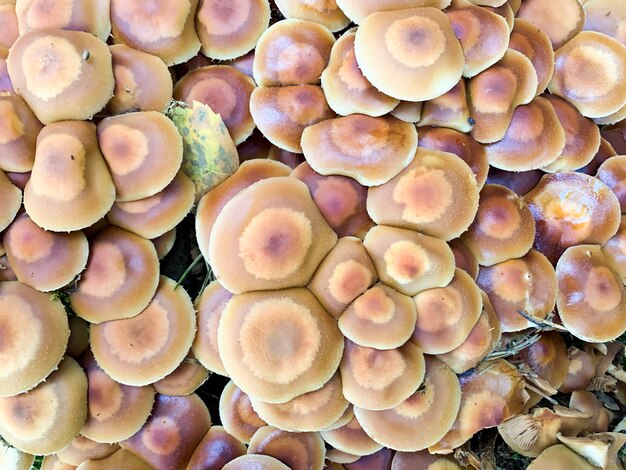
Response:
[249,372,348,432]
[339,283,417,350]
[431,359,527,453]
[509,19,555,95]
[320,415,383,456]
[187,425,246,470]
[0,168,21,232]
[56,436,118,467]
[449,238,479,280]
[218,287,344,403]
[392,451,461,470]
[468,49,539,144]
[584,0,626,46]
[110,0,200,65]
[445,0,509,78]
[253,18,335,86]
[549,31,626,119]
[570,390,612,433]
[354,7,464,102]
[321,30,399,117]
[390,101,423,123]
[0,281,69,397]
[220,381,268,444]
[24,120,116,232]
[517,0,585,49]
[335,0,450,24]
[363,225,455,296]
[248,426,326,470]
[461,184,536,266]
[174,65,256,145]
[153,355,209,396]
[274,0,349,32]
[97,111,183,201]
[412,268,483,354]
[595,102,626,126]
[541,95,602,173]
[560,347,596,393]
[209,177,337,293]
[556,244,626,342]
[77,449,152,470]
[597,156,626,213]
[292,162,375,239]
[602,216,626,284]
[120,394,212,470]
[0,1,17,49]
[0,440,34,470]
[513,331,569,391]
[4,213,89,292]
[340,339,425,410]
[69,226,159,323]
[420,79,471,133]
[367,148,479,240]
[355,356,460,452]
[152,228,176,260]
[107,170,195,239]
[324,404,354,431]
[308,237,377,318]
[223,455,290,470]
[302,114,417,187]
[524,172,621,263]
[477,249,557,332]
[250,85,335,153]
[196,0,270,60]
[7,29,114,124]
[0,94,42,173]
[528,444,595,470]
[558,432,626,469]
[0,356,87,455]
[326,448,359,464]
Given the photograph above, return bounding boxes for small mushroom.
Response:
[570,390,612,433]
[223,455,290,470]
[0,94,42,173]
[583,0,626,46]
[512,331,570,392]
[274,0,350,32]
[517,0,585,49]
[56,436,118,467]
[219,381,267,444]
[0,168,21,232]
[151,228,176,260]
[76,449,152,470]
[596,155,626,213]
[344,447,394,470]
[579,137,618,175]
[449,238,479,279]
[187,426,246,470]
[602,216,626,284]
[390,101,423,123]
[41,454,76,470]
[153,355,209,396]
[560,347,597,393]
[248,425,326,470]
[420,79,472,132]
[391,451,461,470]
[320,415,383,456]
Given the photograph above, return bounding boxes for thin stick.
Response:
[175,254,204,290]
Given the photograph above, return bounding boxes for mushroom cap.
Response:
[570,390,612,433]
[556,244,626,342]
[218,287,344,403]
[152,228,176,260]
[343,447,395,469]
[560,347,597,393]
[107,44,173,115]
[486,167,543,197]
[76,449,152,470]
[7,28,114,124]
[517,0,585,49]
[355,357,460,452]
[367,148,479,240]
[391,451,461,470]
[219,381,267,444]
[97,111,183,201]
[512,331,569,391]
[354,7,464,102]
[596,155,626,213]
[0,93,43,173]
[324,404,354,431]
[320,415,383,456]
[390,101,423,123]
[4,213,89,292]
[208,177,338,293]
[579,136,618,175]
[274,0,350,32]
[69,226,160,323]
[529,444,596,469]
[326,448,359,464]
[0,168,21,232]
[0,356,87,455]
[196,0,270,60]
[267,145,306,169]
[0,1,17,49]
[222,455,290,470]
[56,436,118,467]
[0,281,69,397]
[301,114,418,186]
[419,79,472,133]
[153,355,209,396]
[335,0,451,24]
[110,0,200,65]
[253,18,335,86]
[602,216,626,284]
[583,0,626,46]
[186,425,246,470]
[448,238,479,280]
[248,425,326,470]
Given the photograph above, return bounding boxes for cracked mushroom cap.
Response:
[90,276,196,386]
[76,449,152,470]
[0,281,69,397]
[0,94,42,173]
[187,426,246,470]
[0,168,21,232]
[218,287,344,403]
[367,148,479,240]
[3,213,89,292]
[596,155,626,212]
[223,455,290,470]
[153,355,209,396]
[320,415,383,456]
[97,111,183,202]
[56,436,118,467]
[419,79,472,133]
[195,0,270,60]
[354,357,461,452]
[0,356,87,455]
[354,7,464,101]
[110,0,200,65]
[208,177,338,294]
[301,114,418,187]
[517,0,585,49]
[392,451,461,470]
[69,226,159,324]
[274,0,349,32]
[7,29,114,124]
[509,19,555,96]
[24,120,116,232]
[248,426,326,470]
[556,244,626,342]
[220,381,267,444]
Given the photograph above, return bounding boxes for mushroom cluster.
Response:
[1,0,626,469]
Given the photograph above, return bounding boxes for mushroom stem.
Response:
[606,364,626,384]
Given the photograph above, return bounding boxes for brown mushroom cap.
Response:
[363,225,455,296]
[321,30,399,117]
[556,244,626,342]
[0,356,87,455]
[570,390,612,433]
[69,226,159,323]
[335,0,451,25]
[517,0,585,49]
[344,447,395,469]
[0,94,43,173]
[250,85,335,153]
[153,355,209,396]
[110,0,200,66]
[187,425,246,470]
[392,451,461,470]
[528,444,596,469]
[7,29,114,124]
[152,228,176,260]
[355,356,460,452]
[253,18,335,86]
[248,425,326,470]
[448,238,479,279]
[196,0,270,60]
[218,287,344,403]
[301,114,418,187]
[549,31,626,119]
[420,79,471,132]
[320,415,383,456]
[509,19,555,95]
[208,177,337,293]
[560,347,597,393]
[97,111,183,201]
[76,449,152,470]
[602,216,626,284]
[583,0,626,46]
[274,0,350,32]
[524,172,622,263]
[24,120,116,232]
[354,7,464,102]
[367,148,479,240]
[486,167,543,197]
[0,281,69,397]
[512,331,569,391]
[223,455,290,470]
[390,101,423,123]
[0,168,21,232]
[220,381,268,444]
[56,436,118,467]
[4,213,89,292]
[596,155,626,213]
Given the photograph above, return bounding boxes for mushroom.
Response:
[583,0,626,46]
[596,155,626,213]
[320,415,383,456]
[324,405,354,431]
[391,451,461,470]
[76,449,152,470]
[187,426,246,470]
[390,101,423,123]
[335,0,452,25]
[153,355,209,396]
[326,448,359,464]
[0,281,69,397]
[512,331,570,393]
[448,238,479,280]
[0,1,17,49]
[0,168,21,232]
[579,137,618,175]
[486,167,543,197]
[152,228,176,260]
[223,455,290,470]
[419,79,472,132]
[248,425,326,470]
[40,454,77,469]
[560,347,597,393]
[557,432,626,469]
[56,436,118,467]
[517,0,585,49]
[602,216,626,284]
[343,447,395,470]
[0,45,12,93]
[267,146,306,169]
[527,444,595,469]
[7,29,114,124]
[570,390,612,433]
[0,94,43,173]
[236,128,272,163]
[274,0,350,32]
[220,381,268,445]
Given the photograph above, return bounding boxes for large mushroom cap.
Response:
[274,0,350,32]
[517,0,585,49]
[335,0,452,25]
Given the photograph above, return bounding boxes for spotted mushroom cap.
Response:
[0,168,21,232]
[0,93,43,173]
[517,0,585,49]
[274,0,350,32]
[247,426,326,470]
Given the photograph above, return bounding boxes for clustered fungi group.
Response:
[0,0,626,469]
